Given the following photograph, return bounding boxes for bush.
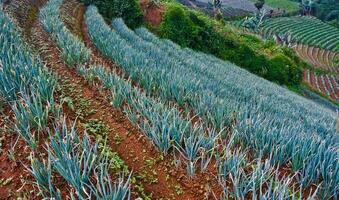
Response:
[160,4,197,47]
[267,54,302,85]
[158,3,302,86]
[81,0,143,29]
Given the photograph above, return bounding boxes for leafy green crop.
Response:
[0,6,58,148]
[40,0,91,66]
[85,6,338,198]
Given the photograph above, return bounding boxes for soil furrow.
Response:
[30,15,210,199]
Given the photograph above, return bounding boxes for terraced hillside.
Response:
[261,16,339,52]
[233,13,339,102]
[304,70,339,100]
[291,43,339,102]
[294,44,339,72]
[1,0,338,199]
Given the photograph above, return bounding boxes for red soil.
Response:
[140,0,164,27]
[0,107,36,199]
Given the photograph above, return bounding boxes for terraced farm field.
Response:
[292,44,339,102]
[0,0,338,199]
[294,44,339,73]
[261,16,339,52]
[304,70,339,102]
[258,16,339,102]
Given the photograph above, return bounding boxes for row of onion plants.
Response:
[39,0,91,67]
[85,6,337,199]
[0,4,130,199]
[76,64,319,199]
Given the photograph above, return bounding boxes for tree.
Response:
[254,0,265,11]
[160,5,198,47]
[300,0,315,15]
[80,0,143,29]
[209,0,222,16]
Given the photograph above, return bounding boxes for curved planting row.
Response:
[85,5,338,199]
[294,44,339,73]
[39,0,91,66]
[0,4,56,147]
[39,0,224,198]
[261,16,339,51]
[41,0,218,177]
[0,4,131,199]
[78,59,315,199]
[304,70,339,102]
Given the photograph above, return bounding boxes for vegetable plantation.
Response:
[85,5,338,199]
[1,0,339,199]
[294,44,339,73]
[261,16,339,51]
[0,1,131,199]
[304,70,339,102]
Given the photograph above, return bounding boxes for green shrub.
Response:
[160,4,197,47]
[159,3,302,86]
[81,0,143,29]
[267,54,302,85]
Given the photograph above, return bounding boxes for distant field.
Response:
[266,0,299,12]
[250,0,299,12]
[261,16,339,52]
[197,0,273,13]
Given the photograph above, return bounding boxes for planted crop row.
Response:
[40,0,91,66]
[0,4,57,148]
[304,70,339,102]
[261,16,339,51]
[0,3,131,199]
[85,6,338,198]
[35,2,308,197]
[77,65,219,177]
[293,44,339,73]
[111,19,336,139]
[31,119,131,199]
[77,65,318,199]
[37,0,225,185]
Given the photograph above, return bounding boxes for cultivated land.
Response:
[260,16,339,102]
[250,0,299,13]
[232,8,339,103]
[0,0,338,199]
[261,16,339,52]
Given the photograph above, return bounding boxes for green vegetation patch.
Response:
[80,0,143,29]
[251,0,299,12]
[157,2,305,86]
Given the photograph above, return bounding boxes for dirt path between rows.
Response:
[77,2,224,200]
[0,107,38,199]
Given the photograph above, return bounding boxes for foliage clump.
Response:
[159,3,303,86]
[80,0,143,29]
